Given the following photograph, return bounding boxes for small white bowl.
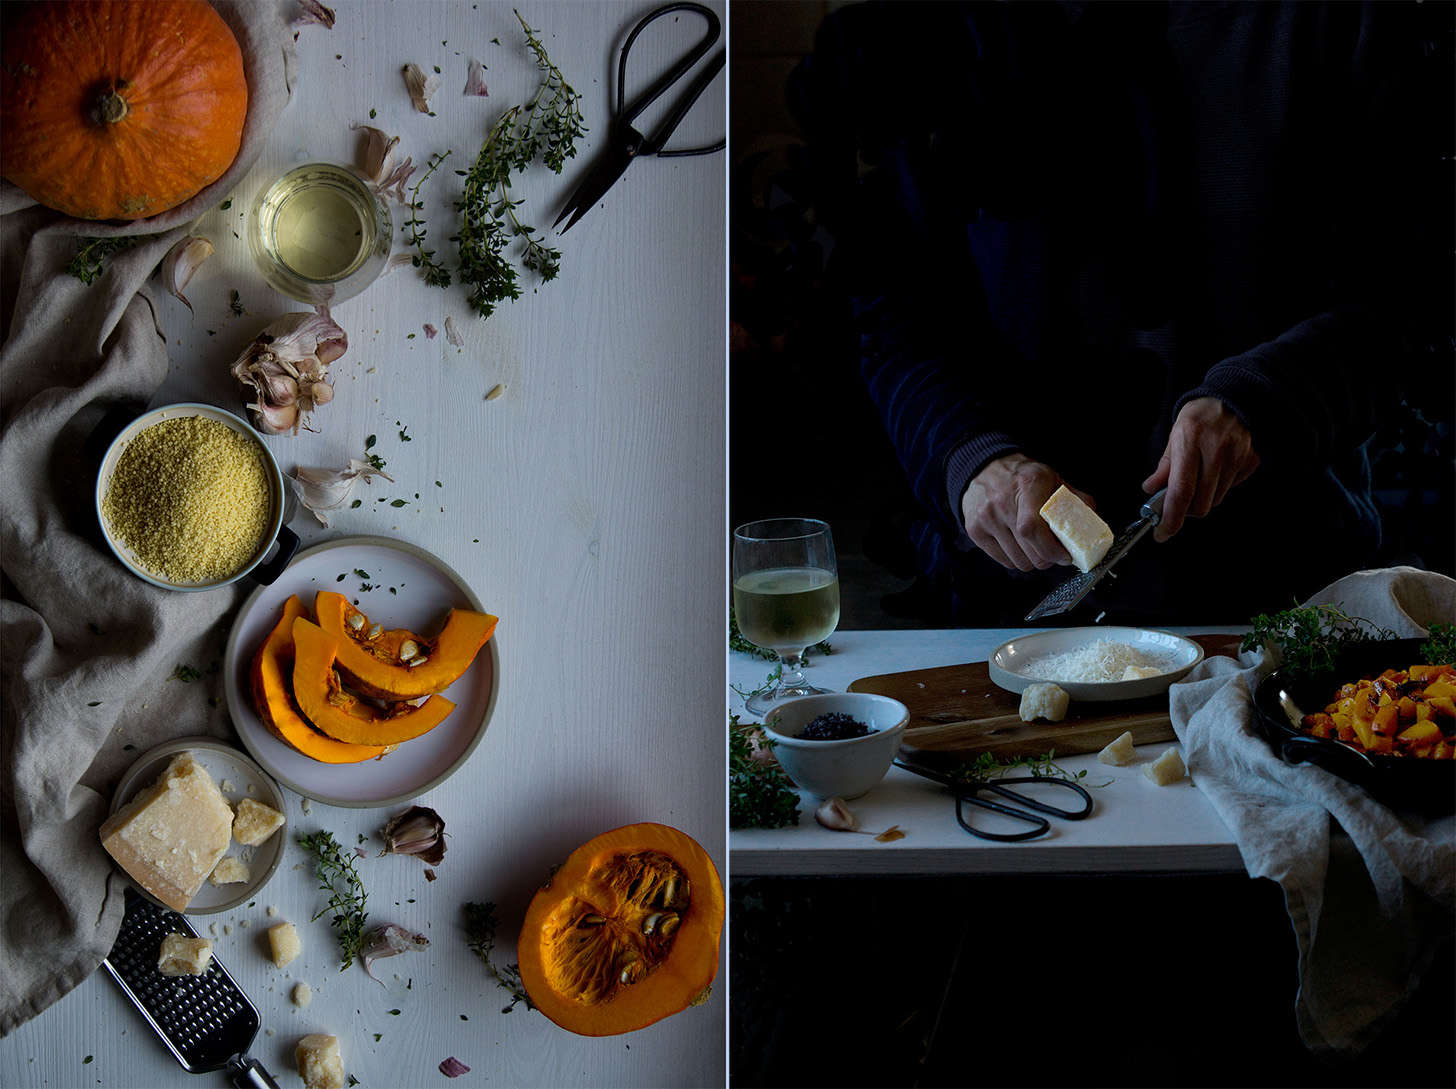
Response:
[762,693,909,799]
[989,626,1205,702]
[95,402,297,591]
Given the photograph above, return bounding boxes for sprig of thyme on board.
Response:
[730,712,801,829]
[953,750,1090,784]
[452,10,585,318]
[405,150,453,287]
[299,830,369,970]
[462,901,535,1013]
[65,236,143,284]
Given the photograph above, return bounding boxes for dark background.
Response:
[727,3,1456,1087]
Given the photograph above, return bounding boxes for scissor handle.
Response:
[618,2,725,157]
[955,793,1051,842]
[980,777,1095,821]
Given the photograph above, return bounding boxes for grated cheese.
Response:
[1021,639,1167,684]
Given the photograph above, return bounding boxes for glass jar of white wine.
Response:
[248,162,392,306]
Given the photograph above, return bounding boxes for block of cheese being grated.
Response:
[99,753,233,912]
[1024,640,1166,684]
[1039,485,1114,573]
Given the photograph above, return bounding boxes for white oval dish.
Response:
[108,737,287,915]
[222,535,499,807]
[989,627,1205,702]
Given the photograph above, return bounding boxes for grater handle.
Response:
[229,1056,281,1089]
[1140,487,1167,523]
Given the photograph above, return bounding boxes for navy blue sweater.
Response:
[797,1,1448,623]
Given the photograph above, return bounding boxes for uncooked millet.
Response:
[103,417,270,582]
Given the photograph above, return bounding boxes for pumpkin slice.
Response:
[250,596,393,764]
[517,823,724,1037]
[313,591,497,701]
[290,617,455,746]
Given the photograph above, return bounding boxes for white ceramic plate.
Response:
[108,737,286,915]
[988,626,1205,702]
[222,536,500,807]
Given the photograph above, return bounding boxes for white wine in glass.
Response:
[732,518,840,715]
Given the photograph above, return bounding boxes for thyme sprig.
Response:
[953,750,1090,784]
[299,830,369,970]
[452,10,585,318]
[462,901,535,1013]
[405,150,453,287]
[730,712,800,829]
[1420,621,1456,666]
[1241,602,1397,680]
[65,236,143,284]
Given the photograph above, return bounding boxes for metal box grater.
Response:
[102,889,279,1088]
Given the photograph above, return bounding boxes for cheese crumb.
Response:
[209,856,250,885]
[293,981,313,1008]
[1098,731,1136,766]
[1121,664,1163,681]
[296,1034,345,1089]
[1019,682,1069,723]
[233,798,285,846]
[1039,485,1113,573]
[268,922,302,968]
[158,933,214,976]
[1144,747,1187,786]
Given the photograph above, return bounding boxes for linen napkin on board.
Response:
[1169,566,1456,1062]
[0,2,308,1036]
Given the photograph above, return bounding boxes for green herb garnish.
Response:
[299,830,369,970]
[65,236,142,284]
[953,750,1089,784]
[730,712,800,829]
[1241,603,1397,679]
[404,149,453,287]
[1419,621,1456,666]
[172,664,203,683]
[453,11,585,318]
[462,901,535,1013]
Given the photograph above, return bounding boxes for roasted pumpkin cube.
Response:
[1427,696,1455,719]
[1372,702,1401,735]
[1397,696,1420,723]
[1422,680,1456,701]
[1433,740,1454,760]
[1397,721,1443,746]
[1351,717,1379,751]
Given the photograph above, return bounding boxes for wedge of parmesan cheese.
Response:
[158,933,214,976]
[1143,746,1187,786]
[233,797,285,846]
[1019,682,1069,723]
[296,1034,345,1089]
[1039,485,1113,573]
[1098,730,1136,766]
[99,753,233,912]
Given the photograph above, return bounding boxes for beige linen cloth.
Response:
[1169,566,1455,1062]
[0,3,303,1035]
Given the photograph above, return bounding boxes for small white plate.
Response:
[989,626,1205,702]
[109,738,286,915]
[222,535,499,807]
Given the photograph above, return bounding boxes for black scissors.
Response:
[895,759,1094,842]
[554,2,725,234]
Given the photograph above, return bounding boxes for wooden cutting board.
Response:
[848,634,1242,766]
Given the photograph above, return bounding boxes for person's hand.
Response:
[961,453,1095,572]
[1142,396,1260,542]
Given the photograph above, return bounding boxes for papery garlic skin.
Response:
[292,458,394,527]
[464,58,489,97]
[361,923,430,984]
[162,235,213,312]
[231,311,348,436]
[403,63,441,113]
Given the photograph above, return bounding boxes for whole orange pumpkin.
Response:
[0,0,248,221]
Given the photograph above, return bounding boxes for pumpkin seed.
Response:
[399,640,419,661]
[406,654,429,668]
[367,623,382,640]
[642,913,663,936]
[347,613,365,631]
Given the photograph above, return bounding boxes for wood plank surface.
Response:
[849,634,1242,766]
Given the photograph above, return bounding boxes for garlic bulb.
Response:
[230,311,347,435]
[292,458,394,527]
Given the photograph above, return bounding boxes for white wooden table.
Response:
[0,2,726,1087]
[730,627,1249,876]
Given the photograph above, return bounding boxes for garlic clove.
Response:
[292,457,394,527]
[161,235,213,312]
[814,797,856,832]
[361,923,429,984]
[256,402,300,436]
[351,123,400,183]
[379,805,446,864]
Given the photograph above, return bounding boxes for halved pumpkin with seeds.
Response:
[290,617,455,746]
[313,590,497,701]
[516,823,724,1036]
[249,595,394,763]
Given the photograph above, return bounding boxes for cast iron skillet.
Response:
[1251,638,1455,815]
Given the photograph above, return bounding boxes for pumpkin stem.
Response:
[92,83,131,126]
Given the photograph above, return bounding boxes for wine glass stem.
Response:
[776,650,807,692]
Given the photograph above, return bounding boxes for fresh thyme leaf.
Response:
[1419,622,1456,666]
[952,749,1090,784]
[454,11,585,318]
[405,149,454,287]
[1240,602,1398,680]
[729,712,800,829]
[730,663,782,703]
[65,236,143,284]
[462,901,535,1013]
[299,830,369,970]
[228,290,247,316]
[172,663,203,683]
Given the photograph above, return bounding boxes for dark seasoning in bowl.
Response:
[798,712,874,741]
